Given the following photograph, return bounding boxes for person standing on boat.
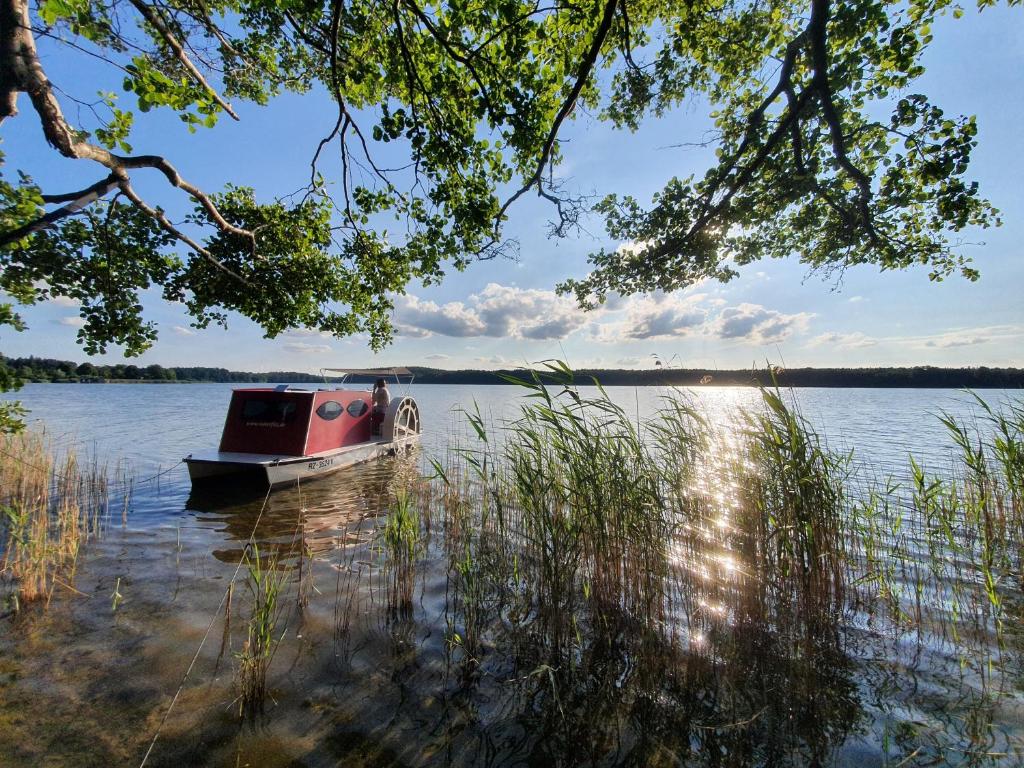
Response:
[371,378,391,436]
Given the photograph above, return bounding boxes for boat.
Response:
[183,367,420,487]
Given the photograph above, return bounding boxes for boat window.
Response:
[241,399,297,424]
[346,399,368,417]
[316,401,344,421]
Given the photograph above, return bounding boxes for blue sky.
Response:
[1,5,1022,372]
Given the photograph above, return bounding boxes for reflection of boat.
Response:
[184,367,420,488]
[187,454,415,563]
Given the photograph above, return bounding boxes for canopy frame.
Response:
[319,367,415,389]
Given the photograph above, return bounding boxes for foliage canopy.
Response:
[0,0,1006,358]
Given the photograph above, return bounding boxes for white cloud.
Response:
[905,325,1023,351]
[283,327,334,339]
[394,295,486,338]
[613,293,707,340]
[473,354,519,367]
[424,353,450,361]
[50,295,80,307]
[392,284,817,350]
[924,333,993,349]
[615,241,650,257]
[59,316,85,327]
[806,325,1023,354]
[282,341,332,354]
[172,325,196,336]
[589,290,708,342]
[615,356,643,368]
[394,284,587,340]
[808,331,878,349]
[396,324,433,339]
[713,303,812,343]
[475,283,588,339]
[847,295,867,303]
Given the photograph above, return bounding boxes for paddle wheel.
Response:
[381,396,421,441]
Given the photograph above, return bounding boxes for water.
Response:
[9,382,1011,483]
[1,383,1021,766]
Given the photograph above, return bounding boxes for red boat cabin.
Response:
[219,387,372,456]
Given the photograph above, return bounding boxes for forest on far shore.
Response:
[2,355,1022,388]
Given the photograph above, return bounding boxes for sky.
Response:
[1,5,1022,373]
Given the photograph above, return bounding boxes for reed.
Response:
[235,544,287,717]
[402,369,1023,762]
[738,388,848,621]
[0,429,111,611]
[380,488,420,616]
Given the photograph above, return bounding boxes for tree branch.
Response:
[496,0,619,224]
[0,0,256,261]
[808,0,878,244]
[0,176,119,246]
[117,179,250,283]
[400,0,506,127]
[39,174,121,205]
[126,0,239,120]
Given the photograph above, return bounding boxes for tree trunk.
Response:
[0,0,31,124]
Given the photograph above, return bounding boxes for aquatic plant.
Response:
[404,370,1024,763]
[0,429,112,610]
[739,387,848,621]
[380,487,420,616]
[235,544,287,718]
[2,377,1021,765]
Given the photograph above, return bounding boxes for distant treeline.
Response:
[0,356,342,384]
[410,366,1024,388]
[2,355,1022,388]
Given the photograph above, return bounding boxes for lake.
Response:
[1,382,1022,766]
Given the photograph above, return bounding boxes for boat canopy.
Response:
[321,367,414,377]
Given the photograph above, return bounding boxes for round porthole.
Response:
[346,399,368,417]
[316,400,344,420]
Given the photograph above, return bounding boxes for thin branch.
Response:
[401,0,506,126]
[184,0,245,59]
[692,31,805,225]
[808,0,878,244]
[496,0,619,224]
[126,0,239,120]
[31,27,134,75]
[40,173,121,204]
[117,180,250,283]
[617,0,641,73]
[0,0,257,261]
[310,109,345,189]
[0,176,119,246]
[467,4,559,60]
[283,9,332,56]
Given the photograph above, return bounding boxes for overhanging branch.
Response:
[0,176,119,246]
[126,0,239,121]
[496,0,619,227]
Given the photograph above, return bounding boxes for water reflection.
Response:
[186,455,418,563]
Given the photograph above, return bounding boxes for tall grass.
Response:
[739,388,847,622]
[0,429,113,611]
[406,366,1023,762]
[380,488,420,616]
[235,544,287,717]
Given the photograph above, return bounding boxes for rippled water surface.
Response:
[1,383,1022,767]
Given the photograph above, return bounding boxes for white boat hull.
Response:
[184,435,418,488]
